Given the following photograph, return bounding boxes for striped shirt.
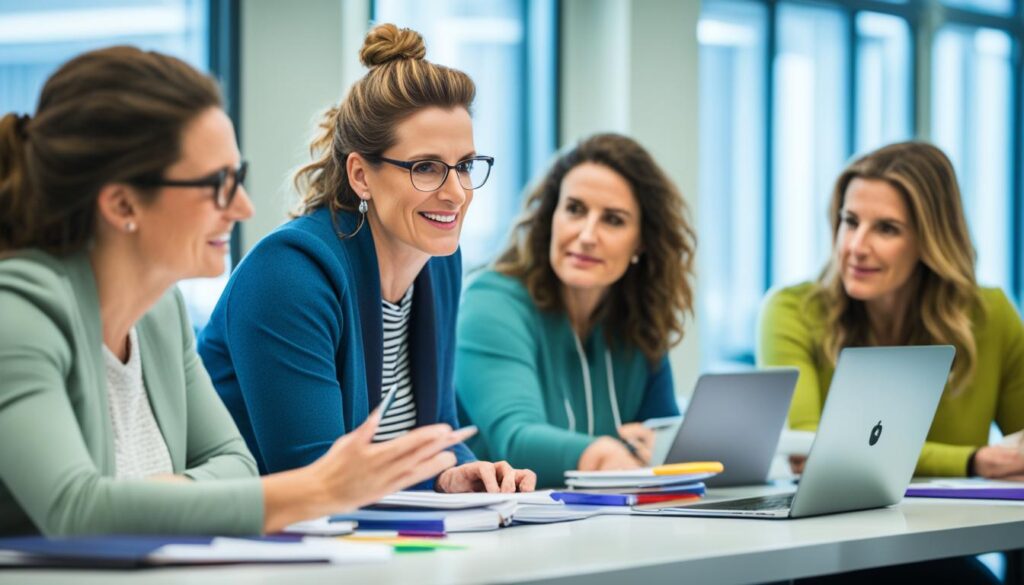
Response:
[373,285,417,442]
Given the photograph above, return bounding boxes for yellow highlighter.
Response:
[651,462,725,476]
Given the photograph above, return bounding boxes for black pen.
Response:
[618,436,643,461]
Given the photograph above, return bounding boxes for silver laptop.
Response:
[648,345,954,519]
[664,370,799,487]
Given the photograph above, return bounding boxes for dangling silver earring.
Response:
[630,254,640,265]
[337,195,369,240]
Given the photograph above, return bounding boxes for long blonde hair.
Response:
[293,23,475,222]
[814,141,980,392]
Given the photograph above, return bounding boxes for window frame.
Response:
[700,0,1024,367]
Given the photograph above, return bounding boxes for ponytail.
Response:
[0,113,33,251]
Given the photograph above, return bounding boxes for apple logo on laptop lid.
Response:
[869,420,883,446]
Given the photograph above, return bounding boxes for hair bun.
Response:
[360,23,426,67]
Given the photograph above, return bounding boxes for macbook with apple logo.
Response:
[638,345,955,519]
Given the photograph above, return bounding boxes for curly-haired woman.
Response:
[455,133,697,487]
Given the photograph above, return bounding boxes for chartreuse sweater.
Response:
[757,282,1024,477]
[455,270,679,488]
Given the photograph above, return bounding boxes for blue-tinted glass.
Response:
[0,0,220,329]
[941,0,1015,16]
[374,0,557,270]
[772,3,849,288]
[698,0,768,367]
[932,25,1014,290]
[855,12,912,154]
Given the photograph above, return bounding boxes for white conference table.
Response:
[4,486,1024,585]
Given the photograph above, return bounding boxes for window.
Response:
[0,1,208,115]
[373,0,557,269]
[772,3,849,287]
[941,0,1015,16]
[932,25,1014,291]
[697,0,768,365]
[855,12,912,153]
[0,0,239,331]
[698,0,1022,368]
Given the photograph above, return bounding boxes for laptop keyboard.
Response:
[685,493,795,511]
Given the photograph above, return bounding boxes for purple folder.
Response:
[905,488,1024,501]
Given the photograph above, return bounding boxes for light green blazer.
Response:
[758,282,1024,477]
[0,250,264,536]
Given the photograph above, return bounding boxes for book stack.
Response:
[556,462,724,507]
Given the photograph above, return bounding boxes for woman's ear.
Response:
[347,152,372,196]
[95,183,142,234]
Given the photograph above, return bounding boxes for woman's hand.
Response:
[973,446,1024,478]
[577,436,643,471]
[617,423,655,465]
[435,461,537,493]
[788,455,807,475]
[262,410,465,533]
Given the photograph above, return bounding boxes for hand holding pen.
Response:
[617,423,655,464]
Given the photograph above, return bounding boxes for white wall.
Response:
[240,0,365,249]
[562,0,703,399]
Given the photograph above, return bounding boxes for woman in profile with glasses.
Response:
[0,46,467,536]
[198,24,535,493]
[454,134,697,488]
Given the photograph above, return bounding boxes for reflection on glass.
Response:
[855,12,911,154]
[0,0,218,328]
[932,25,1013,290]
[940,0,1015,16]
[698,0,767,366]
[374,0,556,270]
[772,3,848,288]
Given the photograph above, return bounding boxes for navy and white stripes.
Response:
[373,285,417,442]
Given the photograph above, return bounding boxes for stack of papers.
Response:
[551,483,705,507]
[906,478,1024,501]
[374,490,556,509]
[1000,430,1024,455]
[0,535,390,568]
[564,462,723,489]
[332,502,518,534]
[559,462,723,508]
[287,490,620,534]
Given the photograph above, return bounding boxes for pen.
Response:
[378,383,400,417]
[618,437,643,461]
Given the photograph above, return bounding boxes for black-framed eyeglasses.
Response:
[371,155,494,192]
[132,160,248,209]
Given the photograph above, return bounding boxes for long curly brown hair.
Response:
[494,133,697,363]
[813,141,980,392]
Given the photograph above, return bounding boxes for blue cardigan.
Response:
[198,208,474,486]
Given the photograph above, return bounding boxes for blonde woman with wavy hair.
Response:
[455,133,697,487]
[758,141,1024,480]
[198,23,535,494]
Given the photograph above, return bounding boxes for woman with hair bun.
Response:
[199,24,536,493]
[0,46,465,536]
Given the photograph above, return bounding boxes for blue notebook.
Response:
[330,510,446,533]
[0,535,308,569]
[332,505,509,533]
